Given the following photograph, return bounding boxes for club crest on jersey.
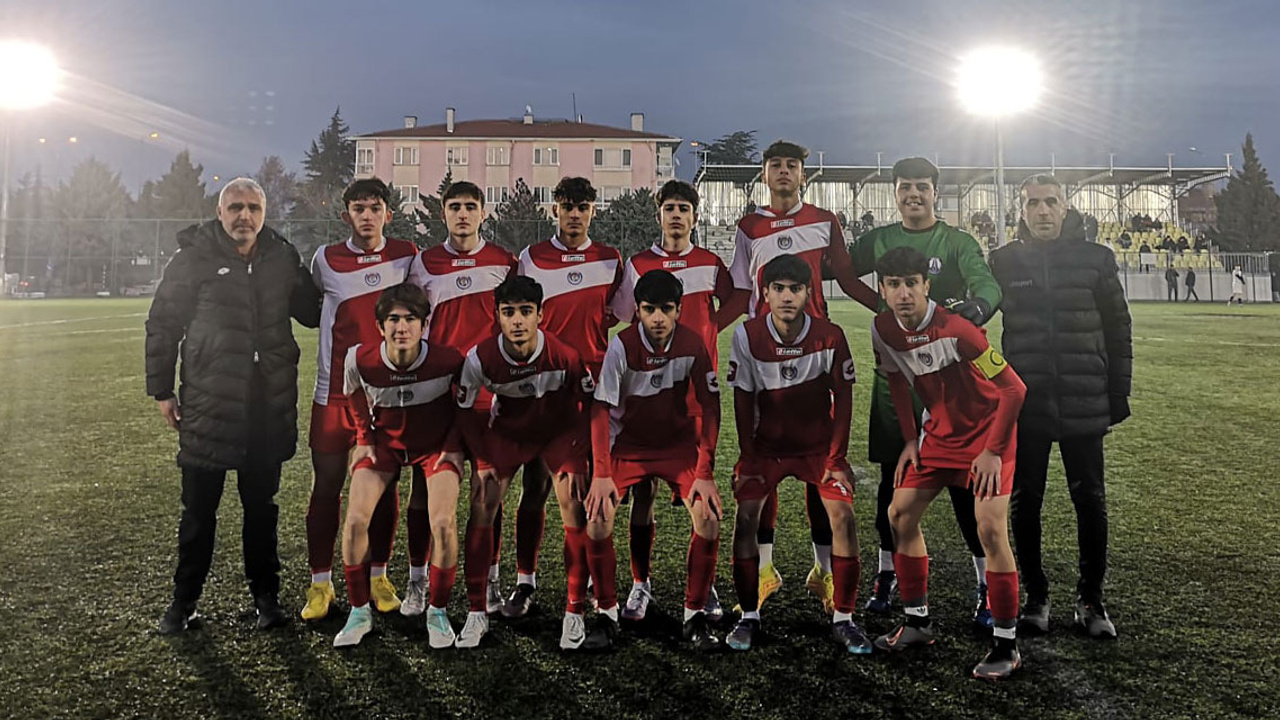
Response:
[781,365,798,381]
[662,260,688,269]
[777,235,794,250]
[364,272,382,287]
[770,219,795,229]
[357,254,383,265]
[518,382,536,395]
[562,254,586,262]
[452,258,477,268]
[776,347,804,357]
[649,375,664,389]
[907,334,930,344]
[919,351,934,367]
[456,275,473,290]
[396,388,415,403]
[567,271,584,286]
[928,257,943,275]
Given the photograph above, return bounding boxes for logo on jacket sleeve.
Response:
[842,358,856,382]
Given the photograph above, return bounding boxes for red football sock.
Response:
[685,532,719,611]
[407,504,430,569]
[831,553,862,614]
[986,570,1020,625]
[343,563,371,608]
[733,555,760,613]
[894,553,929,607]
[464,523,493,612]
[429,564,456,609]
[369,486,399,566]
[305,493,341,574]
[516,504,546,575]
[629,522,656,582]
[760,491,779,534]
[563,526,588,614]
[492,505,504,566]
[585,535,618,612]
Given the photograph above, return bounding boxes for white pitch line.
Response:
[0,312,146,331]
[1134,335,1280,348]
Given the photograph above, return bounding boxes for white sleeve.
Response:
[310,246,326,290]
[728,224,753,291]
[457,347,484,409]
[594,336,627,407]
[342,345,363,397]
[516,247,532,277]
[608,259,638,326]
[406,251,429,291]
[727,325,756,392]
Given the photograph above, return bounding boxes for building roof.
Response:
[359,118,681,142]
[694,164,1230,188]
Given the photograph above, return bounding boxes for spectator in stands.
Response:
[1159,235,1175,251]
[1130,214,1143,232]
[1184,268,1199,301]
[1084,213,1099,243]
[1138,241,1153,271]
[1176,236,1190,254]
[1117,232,1133,250]
[1142,213,1156,230]
[1229,265,1246,305]
[1164,266,1179,301]
[1194,235,1209,253]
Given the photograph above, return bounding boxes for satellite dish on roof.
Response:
[525,105,532,114]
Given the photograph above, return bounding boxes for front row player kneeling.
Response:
[726,254,873,654]
[869,247,1027,681]
[334,284,466,648]
[457,275,600,650]
[586,270,725,651]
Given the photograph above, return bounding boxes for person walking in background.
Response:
[1165,266,1179,301]
[1184,268,1199,302]
[1228,265,1246,305]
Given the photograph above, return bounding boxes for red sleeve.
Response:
[712,257,738,331]
[718,289,750,330]
[888,372,918,443]
[441,422,463,455]
[984,366,1026,457]
[604,252,624,328]
[826,216,880,312]
[347,389,375,447]
[591,401,613,477]
[692,347,721,479]
[952,317,990,360]
[733,388,758,461]
[825,333,854,471]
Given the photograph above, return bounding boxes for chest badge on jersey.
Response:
[397,388,415,403]
[456,275,473,290]
[518,382,536,395]
[567,271,584,286]
[777,235,794,250]
[918,351,934,367]
[928,257,943,275]
[781,365,798,380]
[650,375,664,389]
[364,272,382,287]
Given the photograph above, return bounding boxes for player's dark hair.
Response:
[762,140,809,165]
[1019,173,1064,200]
[375,283,430,324]
[634,269,684,307]
[494,275,544,310]
[891,157,940,188]
[443,180,485,208]
[655,179,699,210]
[761,254,811,287]
[876,246,929,281]
[553,176,597,204]
[343,177,392,209]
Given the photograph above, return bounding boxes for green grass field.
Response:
[1,298,1278,719]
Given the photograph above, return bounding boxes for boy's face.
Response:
[496,301,542,344]
[879,274,930,323]
[379,303,424,350]
[343,196,391,242]
[659,197,697,242]
[764,279,809,323]
[444,195,485,239]
[554,199,595,241]
[637,299,681,346]
[894,177,936,224]
[764,156,804,196]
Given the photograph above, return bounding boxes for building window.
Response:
[533,147,559,166]
[533,186,552,203]
[393,147,419,166]
[446,146,468,166]
[594,148,604,167]
[486,146,510,166]
[397,185,419,204]
[622,149,632,167]
[485,186,511,204]
[355,147,374,176]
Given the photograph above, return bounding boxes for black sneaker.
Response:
[682,612,721,652]
[1074,599,1117,639]
[502,583,536,618]
[158,601,198,635]
[726,617,760,651]
[865,570,897,614]
[833,620,873,655]
[1019,596,1051,636]
[972,582,994,630]
[973,638,1022,681]
[254,595,289,631]
[582,615,621,651]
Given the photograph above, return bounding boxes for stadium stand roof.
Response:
[694,164,1229,188]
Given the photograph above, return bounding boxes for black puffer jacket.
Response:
[145,221,320,470]
[988,211,1133,439]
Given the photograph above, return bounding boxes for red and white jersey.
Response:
[311,237,418,406]
[610,242,733,366]
[729,202,855,319]
[593,324,719,475]
[728,313,856,463]
[407,239,517,353]
[871,301,1017,467]
[343,340,463,453]
[517,237,622,375]
[458,330,593,444]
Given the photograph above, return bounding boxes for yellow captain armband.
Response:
[972,346,1008,380]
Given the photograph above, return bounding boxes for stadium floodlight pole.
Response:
[957,46,1043,247]
[0,40,60,297]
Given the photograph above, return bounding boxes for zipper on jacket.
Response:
[1042,242,1060,436]
[248,260,260,363]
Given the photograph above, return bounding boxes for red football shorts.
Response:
[478,429,589,479]
[610,449,699,501]
[899,458,1015,497]
[351,447,462,478]
[733,454,853,504]
[309,401,355,455]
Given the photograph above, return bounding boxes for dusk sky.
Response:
[2,0,1277,192]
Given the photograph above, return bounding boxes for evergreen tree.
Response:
[490,178,553,252]
[292,107,357,250]
[593,188,659,257]
[134,150,212,220]
[704,130,760,165]
[253,155,298,221]
[385,183,429,246]
[1214,133,1280,251]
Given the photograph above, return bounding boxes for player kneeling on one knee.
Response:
[868,247,1027,681]
[724,254,873,655]
[334,283,466,649]
[585,269,725,651]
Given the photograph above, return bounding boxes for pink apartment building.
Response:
[354,107,682,208]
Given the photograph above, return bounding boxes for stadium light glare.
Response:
[0,40,60,110]
[956,46,1042,117]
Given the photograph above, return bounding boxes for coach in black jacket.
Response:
[145,177,320,634]
[989,176,1132,640]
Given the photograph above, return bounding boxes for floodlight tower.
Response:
[957,47,1043,246]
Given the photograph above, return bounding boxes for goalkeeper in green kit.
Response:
[851,157,1003,627]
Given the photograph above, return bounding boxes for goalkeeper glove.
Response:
[945,297,992,326]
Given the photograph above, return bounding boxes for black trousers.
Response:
[1010,431,1108,604]
[173,461,283,604]
[875,463,986,559]
[1185,286,1199,301]
[1167,284,1178,301]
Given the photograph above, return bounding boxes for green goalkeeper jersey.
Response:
[850,220,1003,463]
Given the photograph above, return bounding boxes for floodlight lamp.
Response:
[0,40,60,111]
[956,46,1042,117]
